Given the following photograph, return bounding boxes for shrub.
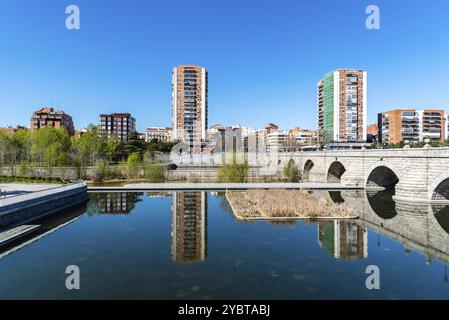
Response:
[217,162,249,183]
[18,160,29,177]
[283,160,301,182]
[127,152,141,179]
[144,163,166,183]
[95,160,109,182]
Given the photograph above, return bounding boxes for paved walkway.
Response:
[0,184,62,199]
[88,182,362,191]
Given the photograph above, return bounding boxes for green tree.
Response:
[283,159,301,182]
[125,132,147,158]
[31,127,70,173]
[127,152,141,179]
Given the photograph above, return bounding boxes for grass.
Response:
[0,175,70,184]
[226,189,358,220]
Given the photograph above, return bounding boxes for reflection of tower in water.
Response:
[318,221,368,260]
[171,192,207,264]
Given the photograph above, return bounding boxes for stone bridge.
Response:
[276,148,449,204]
[320,190,449,266]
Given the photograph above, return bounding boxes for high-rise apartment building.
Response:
[172,65,208,143]
[378,109,445,144]
[317,69,367,143]
[99,113,136,141]
[30,107,75,136]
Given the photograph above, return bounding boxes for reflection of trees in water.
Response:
[366,190,397,219]
[268,220,298,229]
[87,192,144,216]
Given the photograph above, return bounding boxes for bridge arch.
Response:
[303,160,314,181]
[327,161,346,183]
[430,173,449,202]
[366,164,400,190]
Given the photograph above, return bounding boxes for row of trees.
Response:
[0,125,177,179]
[371,139,449,149]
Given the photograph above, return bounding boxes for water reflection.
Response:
[360,190,449,266]
[87,192,143,215]
[0,202,87,259]
[318,221,368,260]
[85,190,449,268]
[98,192,143,214]
[366,190,397,219]
[171,192,208,264]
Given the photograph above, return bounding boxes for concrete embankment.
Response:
[88,182,363,192]
[0,183,88,227]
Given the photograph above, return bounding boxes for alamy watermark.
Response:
[365,265,380,290]
[66,5,80,30]
[366,5,381,30]
[65,265,80,290]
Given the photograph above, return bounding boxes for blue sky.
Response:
[1,0,449,132]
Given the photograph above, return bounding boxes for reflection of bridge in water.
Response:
[323,190,449,266]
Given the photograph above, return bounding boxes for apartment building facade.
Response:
[378,109,445,144]
[317,69,367,144]
[172,65,208,143]
[417,110,446,144]
[30,107,75,136]
[287,127,319,146]
[145,127,173,143]
[100,113,136,141]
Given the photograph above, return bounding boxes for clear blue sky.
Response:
[1,0,449,132]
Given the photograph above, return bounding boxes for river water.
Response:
[0,190,448,299]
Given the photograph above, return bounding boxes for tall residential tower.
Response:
[172,65,208,143]
[318,69,367,144]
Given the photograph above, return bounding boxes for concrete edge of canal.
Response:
[0,182,89,227]
[87,182,364,192]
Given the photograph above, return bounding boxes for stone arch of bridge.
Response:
[430,172,449,202]
[303,159,315,181]
[327,161,347,183]
[365,162,401,191]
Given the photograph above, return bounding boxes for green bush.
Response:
[217,163,249,183]
[95,160,109,182]
[144,163,166,183]
[127,152,141,179]
[283,160,301,182]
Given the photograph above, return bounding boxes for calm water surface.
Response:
[0,190,449,299]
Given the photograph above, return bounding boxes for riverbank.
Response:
[0,182,88,227]
[87,182,364,191]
